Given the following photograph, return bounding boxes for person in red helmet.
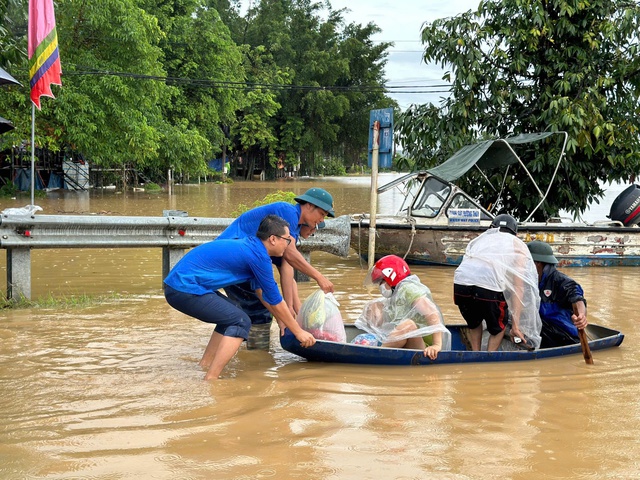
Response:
[356,255,450,360]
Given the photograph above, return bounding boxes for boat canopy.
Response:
[427,132,558,182]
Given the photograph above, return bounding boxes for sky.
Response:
[237,0,480,109]
[326,0,481,109]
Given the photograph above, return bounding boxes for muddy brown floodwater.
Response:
[0,177,638,479]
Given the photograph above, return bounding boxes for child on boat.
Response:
[355,255,451,359]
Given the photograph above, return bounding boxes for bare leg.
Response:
[199,330,221,369]
[204,336,244,381]
[382,320,422,349]
[404,336,427,349]
[469,325,483,351]
[486,329,506,352]
[382,338,407,348]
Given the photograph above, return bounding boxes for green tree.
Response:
[0,0,395,183]
[0,0,31,152]
[0,0,26,68]
[0,0,171,165]
[334,21,395,169]
[230,45,289,171]
[397,0,640,220]
[240,0,395,176]
[139,0,245,177]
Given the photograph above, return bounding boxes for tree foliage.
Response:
[397,0,640,220]
[238,0,394,174]
[0,0,395,182]
[0,0,26,68]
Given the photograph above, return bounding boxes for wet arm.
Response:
[282,242,334,293]
[413,297,443,359]
[562,278,587,330]
[256,290,315,346]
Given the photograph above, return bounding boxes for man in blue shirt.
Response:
[164,215,316,380]
[217,187,336,330]
[527,240,588,348]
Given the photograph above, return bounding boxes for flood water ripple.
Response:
[0,178,638,479]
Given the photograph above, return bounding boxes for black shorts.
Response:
[222,281,272,325]
[453,284,509,335]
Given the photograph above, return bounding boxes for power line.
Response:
[64,68,453,94]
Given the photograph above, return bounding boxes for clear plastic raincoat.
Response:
[454,228,542,350]
[355,275,452,350]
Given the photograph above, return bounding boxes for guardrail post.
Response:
[162,249,186,281]
[162,210,188,283]
[7,248,31,300]
[294,252,311,282]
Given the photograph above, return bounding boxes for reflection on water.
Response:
[0,178,639,479]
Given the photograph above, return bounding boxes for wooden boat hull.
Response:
[281,324,624,365]
[350,219,640,267]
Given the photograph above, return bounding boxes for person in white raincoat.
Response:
[356,255,451,360]
[453,214,542,351]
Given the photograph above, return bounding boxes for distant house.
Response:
[207,158,229,172]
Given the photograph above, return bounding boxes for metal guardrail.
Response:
[0,211,351,300]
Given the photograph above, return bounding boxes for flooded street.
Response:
[0,177,639,479]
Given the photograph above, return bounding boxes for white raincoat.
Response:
[454,228,542,350]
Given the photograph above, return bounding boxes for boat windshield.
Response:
[447,193,493,220]
[410,177,451,218]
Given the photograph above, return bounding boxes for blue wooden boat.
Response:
[280,324,624,365]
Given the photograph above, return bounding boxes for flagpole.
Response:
[31,103,35,205]
[28,0,62,205]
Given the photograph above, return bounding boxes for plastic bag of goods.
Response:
[297,290,346,342]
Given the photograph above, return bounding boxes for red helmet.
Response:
[367,255,411,287]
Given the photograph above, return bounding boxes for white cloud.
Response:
[236,0,479,109]
[329,0,479,108]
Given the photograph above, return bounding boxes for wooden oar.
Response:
[578,329,594,364]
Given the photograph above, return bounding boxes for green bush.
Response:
[321,157,347,176]
[207,170,234,184]
[0,182,18,197]
[144,182,162,192]
[231,190,296,217]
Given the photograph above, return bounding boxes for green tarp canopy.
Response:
[427,132,558,182]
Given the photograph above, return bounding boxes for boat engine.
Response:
[608,184,640,226]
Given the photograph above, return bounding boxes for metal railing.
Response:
[0,211,351,300]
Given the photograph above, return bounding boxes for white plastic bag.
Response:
[1,205,42,216]
[297,290,346,342]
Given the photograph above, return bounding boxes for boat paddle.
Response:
[578,328,594,365]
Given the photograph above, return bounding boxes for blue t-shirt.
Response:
[163,236,283,305]
[217,202,301,241]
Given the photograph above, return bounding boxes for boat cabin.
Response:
[378,171,493,226]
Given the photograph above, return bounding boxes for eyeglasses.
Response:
[274,235,292,245]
